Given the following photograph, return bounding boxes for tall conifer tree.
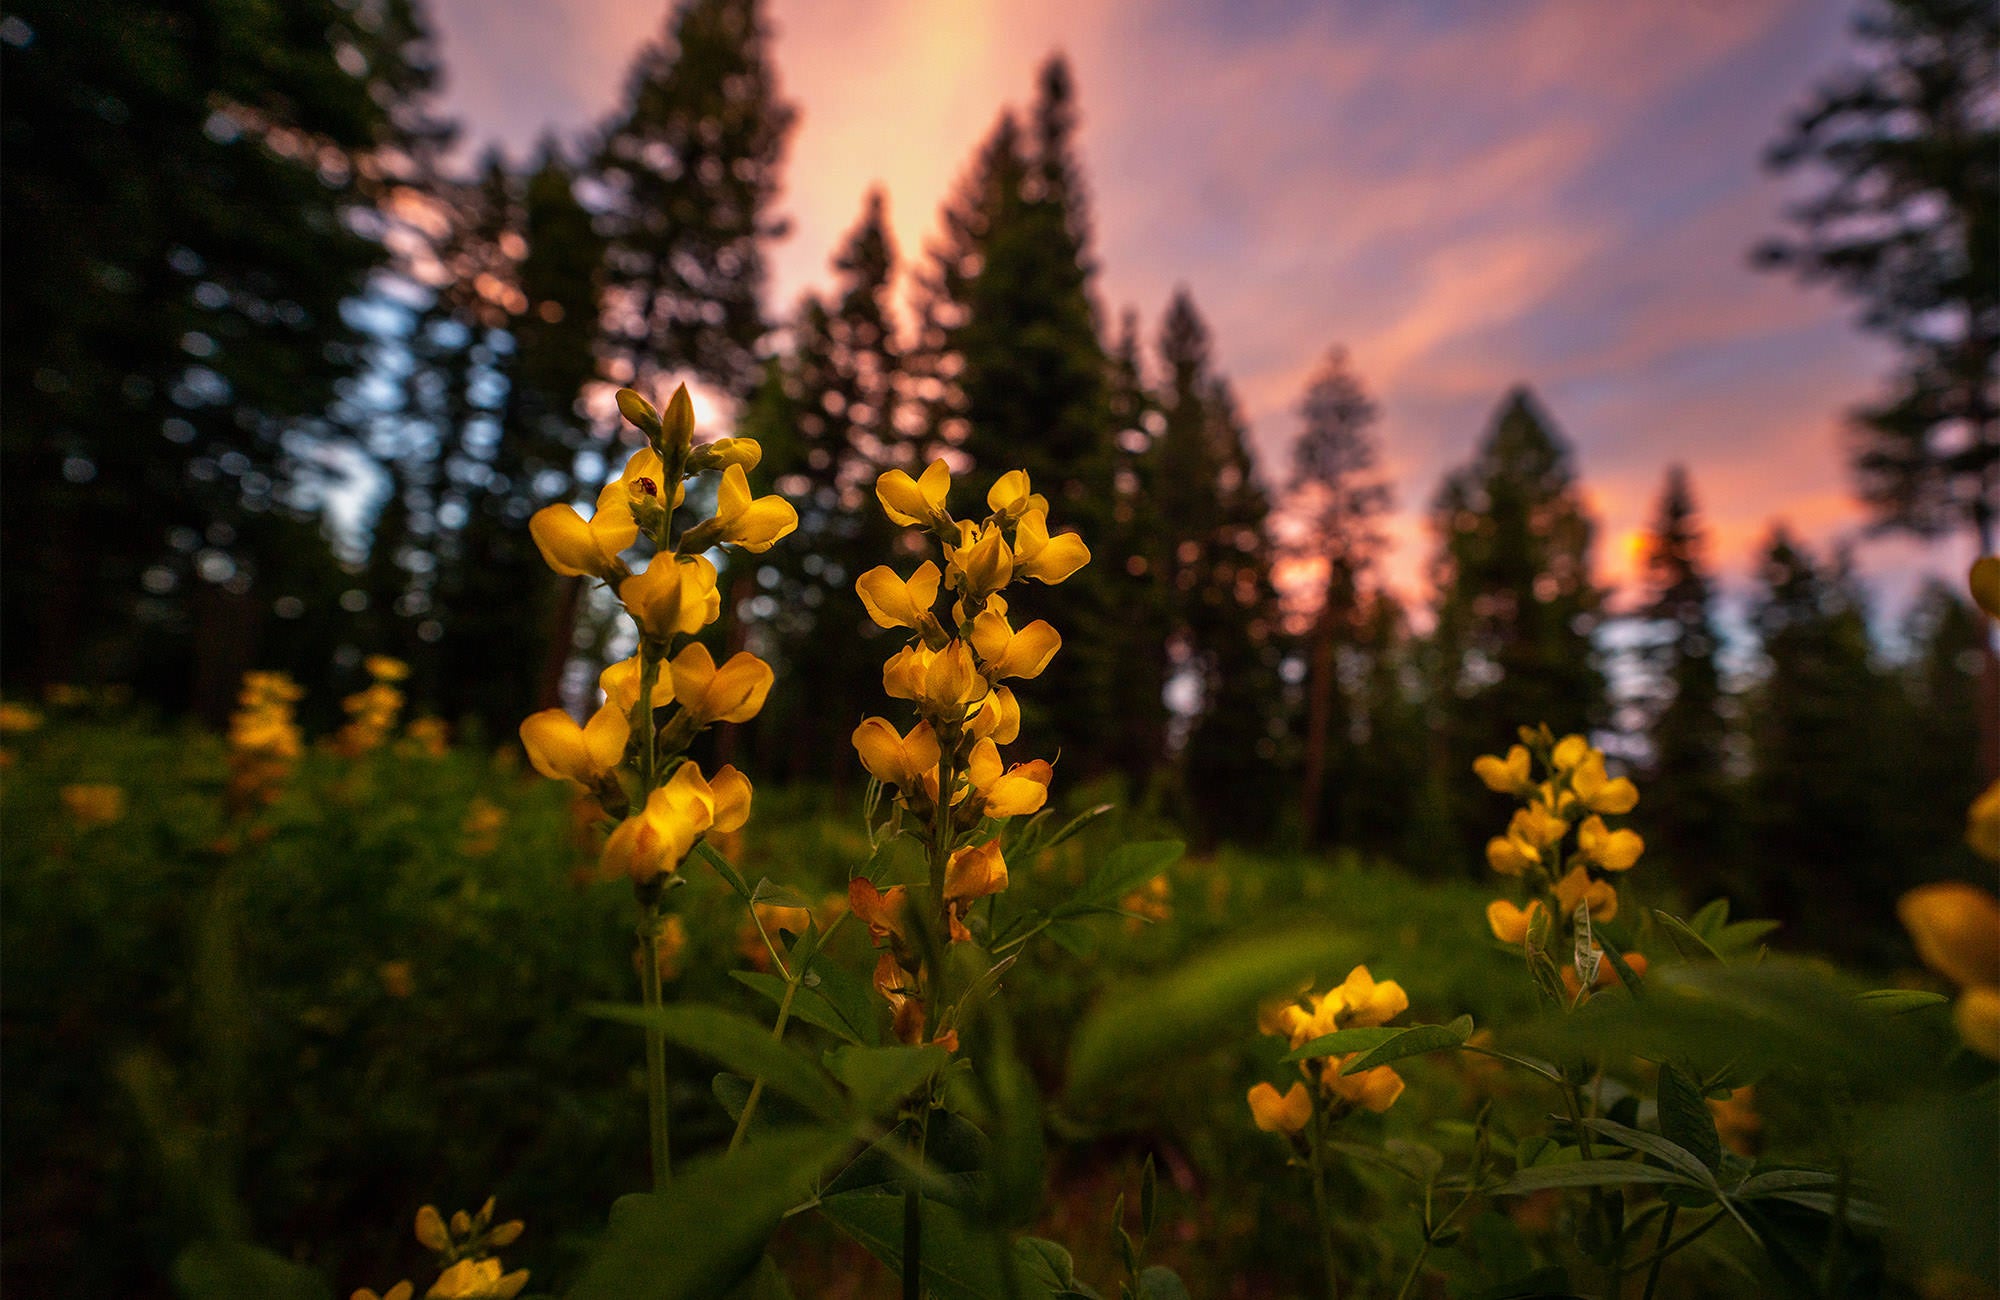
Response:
[595,0,795,398]
[1637,466,1733,887]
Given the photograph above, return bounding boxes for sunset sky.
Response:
[429,0,1975,626]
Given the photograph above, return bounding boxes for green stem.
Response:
[903,1181,923,1300]
[1640,1203,1678,1300]
[1619,1209,1726,1277]
[729,978,798,1153]
[1308,1104,1341,1300]
[640,899,672,1190]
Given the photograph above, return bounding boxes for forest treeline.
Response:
[3,0,1993,957]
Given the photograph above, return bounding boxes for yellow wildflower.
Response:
[855,561,942,632]
[969,597,1061,681]
[1507,802,1569,852]
[852,717,941,793]
[364,655,409,682]
[1485,833,1540,876]
[1010,509,1091,585]
[352,1285,413,1300]
[966,685,1021,744]
[1323,1056,1405,1113]
[1575,815,1643,870]
[599,762,719,883]
[1473,745,1533,795]
[427,1258,528,1300]
[598,655,673,712]
[1898,880,2000,1058]
[687,435,762,474]
[0,701,45,733]
[1332,965,1409,1028]
[619,554,720,642]
[1555,867,1619,922]
[1486,898,1546,945]
[1551,734,1590,772]
[849,878,909,946]
[519,702,629,787]
[1707,1086,1761,1158]
[1570,750,1638,815]
[1970,555,2000,620]
[667,643,773,726]
[985,470,1047,521]
[1246,1080,1312,1134]
[61,783,126,828]
[944,838,1009,940]
[876,459,952,528]
[405,717,451,758]
[708,463,798,552]
[946,520,1014,597]
[529,476,638,580]
[965,738,1052,819]
[882,641,988,717]
[414,1205,450,1251]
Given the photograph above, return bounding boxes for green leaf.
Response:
[824,1043,945,1118]
[823,1114,989,1209]
[1652,909,1722,962]
[695,840,753,900]
[1036,803,1116,854]
[1341,1016,1475,1073]
[1016,1238,1104,1299]
[1282,1026,1404,1062]
[1053,841,1183,919]
[810,948,885,1047]
[569,1128,854,1300]
[818,1192,1059,1300]
[174,1241,332,1300]
[1581,1118,1718,1187]
[751,877,813,909]
[1735,1169,1839,1198]
[1656,1063,1722,1173]
[1064,924,1361,1104]
[1856,988,1949,1013]
[588,1004,845,1119]
[730,971,867,1046]
[1136,1266,1191,1300]
[1763,1190,1888,1229]
[1492,1160,1705,1194]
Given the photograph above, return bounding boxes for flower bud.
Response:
[617,387,662,436]
[660,383,697,459]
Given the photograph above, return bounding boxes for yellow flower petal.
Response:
[1473,745,1533,794]
[855,561,941,630]
[1954,986,2000,1059]
[1247,1081,1312,1134]
[708,764,753,833]
[1577,815,1643,871]
[1335,965,1408,1028]
[1486,835,1538,876]
[519,709,612,784]
[713,464,798,552]
[670,644,774,725]
[967,685,1020,744]
[1556,867,1619,921]
[1487,898,1544,944]
[945,838,1008,903]
[620,555,719,640]
[877,458,950,526]
[1012,509,1090,584]
[529,503,616,578]
[1898,881,2000,991]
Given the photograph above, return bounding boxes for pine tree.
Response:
[1759,0,1998,549]
[595,0,795,398]
[1284,347,1392,846]
[0,0,445,707]
[1743,528,1909,954]
[1100,309,1174,792]
[1430,387,1605,752]
[1637,466,1734,889]
[914,55,1125,773]
[1152,291,1285,842]
[751,190,910,780]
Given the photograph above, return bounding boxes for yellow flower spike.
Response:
[877,458,952,527]
[1555,867,1619,922]
[529,477,640,579]
[1011,509,1091,585]
[668,643,774,726]
[966,685,1020,744]
[1954,987,2000,1059]
[1968,779,2000,862]
[856,561,942,631]
[1473,745,1534,795]
[1571,750,1638,815]
[599,655,673,713]
[353,1285,414,1300]
[620,554,720,641]
[1897,882,2000,992]
[1326,1058,1405,1113]
[519,702,629,786]
[1508,802,1569,851]
[708,463,798,552]
[919,640,989,715]
[966,738,1053,818]
[414,1205,451,1252]
[852,717,942,790]
[969,597,1062,681]
[1551,734,1591,771]
[1485,834,1539,876]
[1246,1081,1313,1135]
[708,764,753,833]
[1333,965,1408,1028]
[426,1258,529,1300]
[600,763,718,883]
[1487,898,1546,944]
[1576,815,1643,871]
[947,521,1014,596]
